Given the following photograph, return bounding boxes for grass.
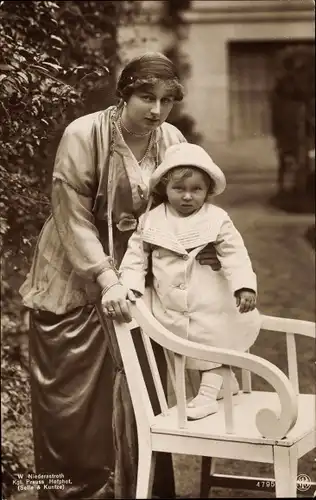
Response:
[172,214,315,497]
[8,179,316,499]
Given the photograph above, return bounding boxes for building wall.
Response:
[117,1,169,68]
[182,0,315,144]
[118,0,314,166]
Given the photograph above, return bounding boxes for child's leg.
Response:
[186,369,223,420]
[205,366,240,399]
[216,368,239,400]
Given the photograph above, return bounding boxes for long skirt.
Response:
[28,305,175,499]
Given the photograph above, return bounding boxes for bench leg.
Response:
[136,443,156,499]
[200,457,217,497]
[273,446,297,498]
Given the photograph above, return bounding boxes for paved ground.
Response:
[173,168,316,498]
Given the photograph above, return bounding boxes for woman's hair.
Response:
[153,166,216,201]
[116,52,184,102]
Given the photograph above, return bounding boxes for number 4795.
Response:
[256,481,275,488]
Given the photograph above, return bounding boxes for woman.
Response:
[20,52,220,499]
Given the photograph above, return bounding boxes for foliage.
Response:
[305,225,315,250]
[270,44,315,212]
[1,314,34,500]
[0,1,136,497]
[0,1,197,495]
[160,0,201,143]
[273,44,315,101]
[161,0,191,26]
[0,0,130,263]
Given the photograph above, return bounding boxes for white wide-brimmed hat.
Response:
[150,143,226,196]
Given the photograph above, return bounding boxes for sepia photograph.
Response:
[1,0,315,499]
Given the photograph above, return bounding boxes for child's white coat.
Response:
[120,202,261,369]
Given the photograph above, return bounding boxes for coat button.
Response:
[179,284,186,290]
[182,255,189,260]
[183,311,189,317]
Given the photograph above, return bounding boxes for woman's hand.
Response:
[196,242,221,271]
[101,284,136,323]
[235,288,257,313]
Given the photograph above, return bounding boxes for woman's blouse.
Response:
[19,107,186,313]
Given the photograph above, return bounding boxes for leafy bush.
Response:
[160,0,201,143]
[1,314,34,500]
[0,0,124,263]
[270,44,315,212]
[305,225,315,249]
[1,2,197,495]
[0,1,136,497]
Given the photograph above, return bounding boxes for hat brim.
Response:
[150,158,226,197]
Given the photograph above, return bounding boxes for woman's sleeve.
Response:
[160,122,188,150]
[177,128,187,143]
[51,121,119,290]
[215,217,257,295]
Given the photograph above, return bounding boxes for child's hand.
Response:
[235,289,256,313]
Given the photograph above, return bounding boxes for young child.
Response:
[120,143,261,420]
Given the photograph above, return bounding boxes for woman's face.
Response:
[122,81,175,134]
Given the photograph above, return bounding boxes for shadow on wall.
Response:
[202,136,278,173]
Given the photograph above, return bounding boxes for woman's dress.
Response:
[20,107,186,498]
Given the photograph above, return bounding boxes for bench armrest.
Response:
[130,299,298,439]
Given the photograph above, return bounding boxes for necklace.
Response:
[138,132,154,165]
[117,118,154,165]
[120,118,151,138]
[116,112,156,201]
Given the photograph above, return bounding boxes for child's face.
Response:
[166,169,210,216]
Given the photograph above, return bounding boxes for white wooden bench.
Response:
[112,299,315,498]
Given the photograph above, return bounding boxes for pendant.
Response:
[137,184,145,200]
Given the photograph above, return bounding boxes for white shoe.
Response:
[187,373,222,420]
[187,398,219,420]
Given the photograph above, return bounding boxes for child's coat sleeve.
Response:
[215,216,257,295]
[119,218,149,295]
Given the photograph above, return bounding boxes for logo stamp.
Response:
[297,474,312,492]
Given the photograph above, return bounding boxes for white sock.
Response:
[188,371,223,408]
